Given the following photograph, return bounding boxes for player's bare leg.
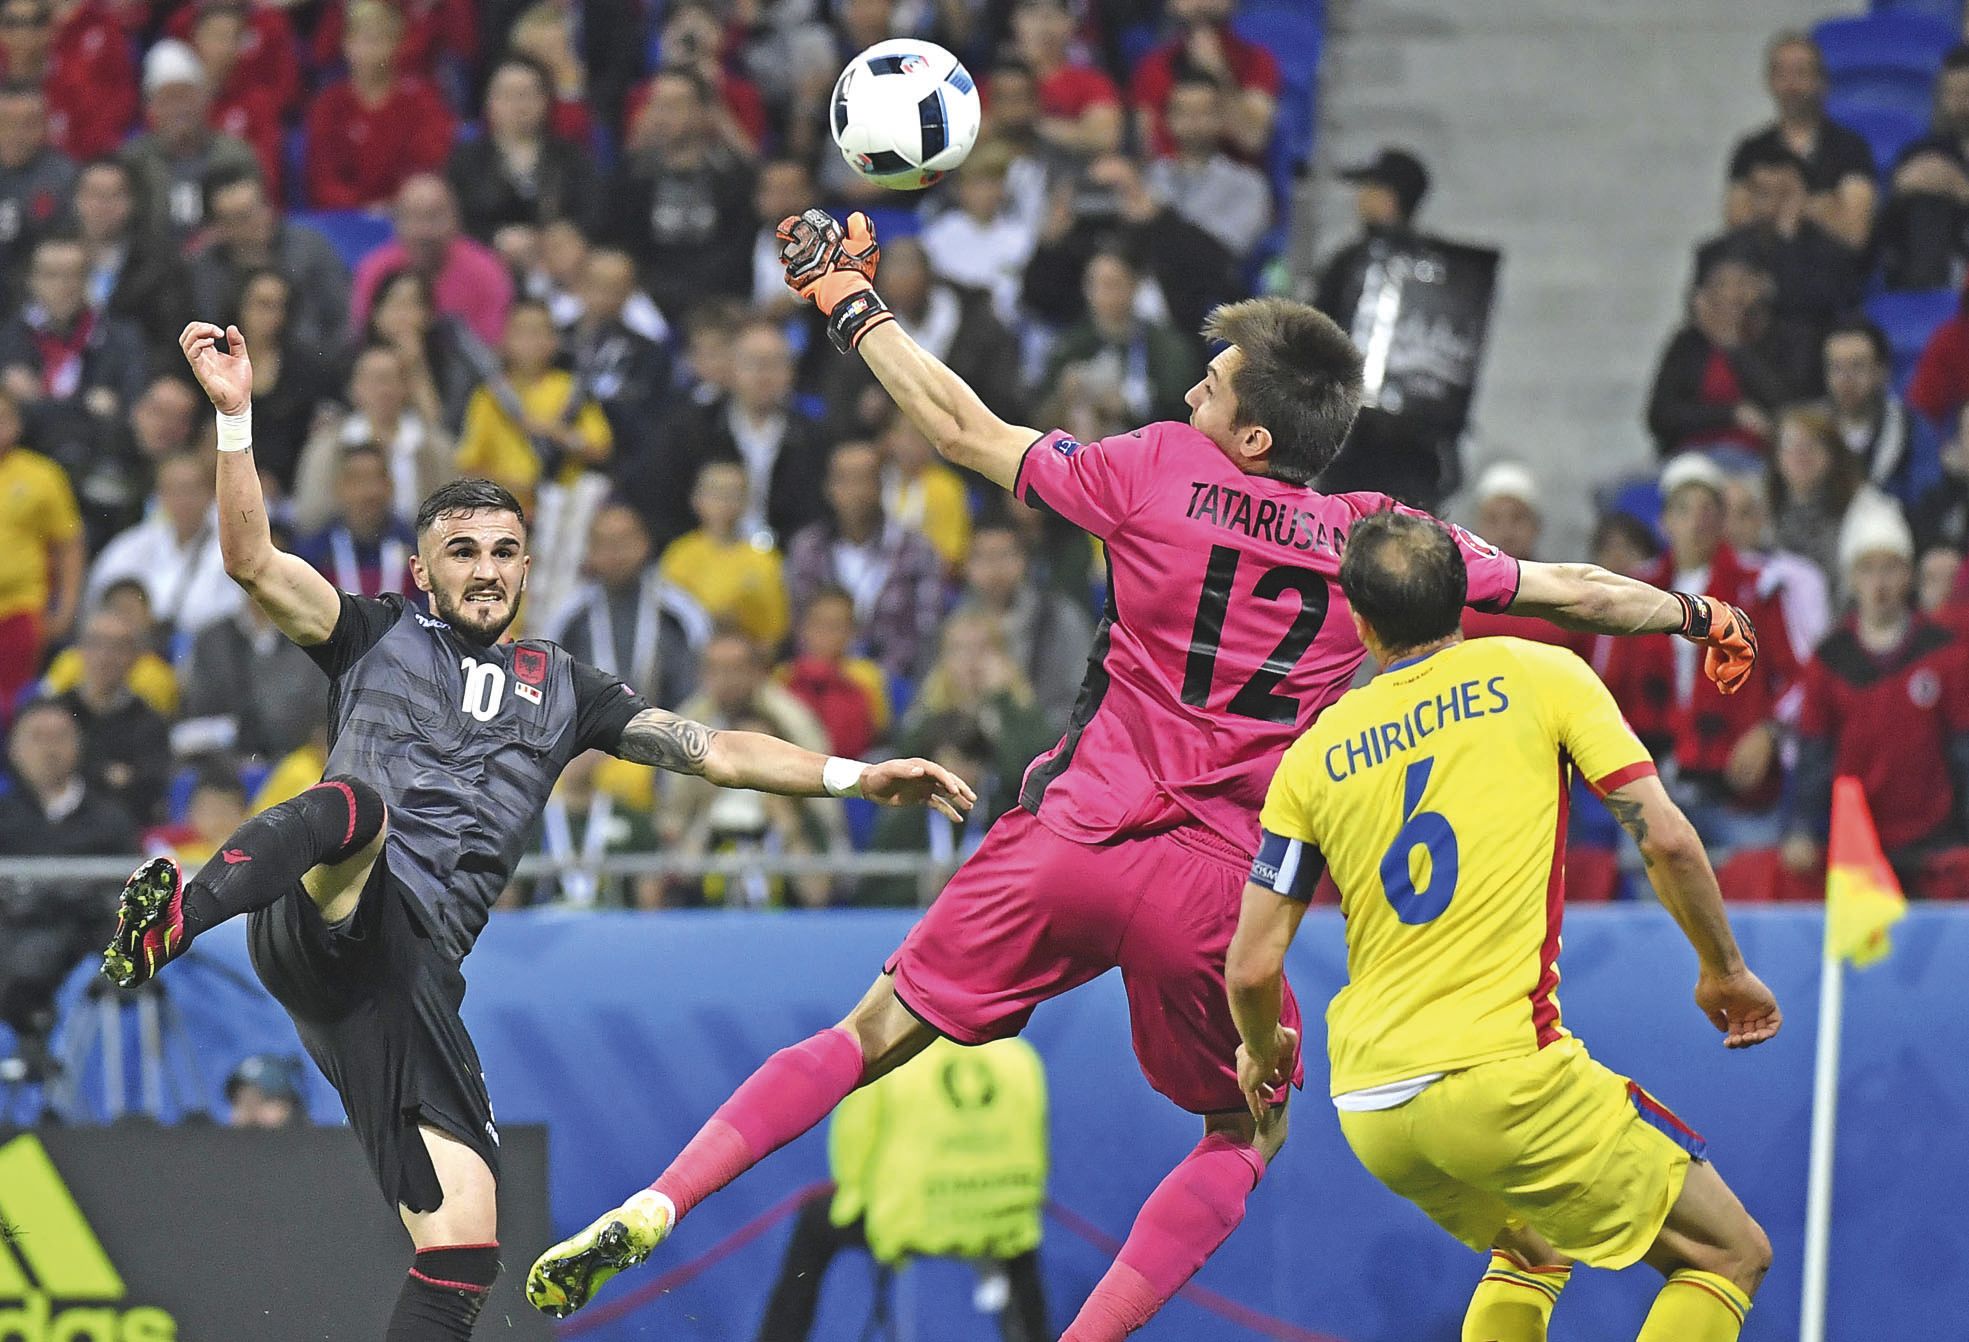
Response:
[101,776,387,987]
[1059,1100,1288,1341]
[1462,1226,1574,1342]
[390,1126,502,1340]
[527,972,935,1317]
[1634,1160,1771,1341]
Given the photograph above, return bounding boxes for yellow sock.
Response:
[1636,1269,1751,1342]
[1461,1250,1572,1342]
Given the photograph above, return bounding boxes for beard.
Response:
[432,583,521,646]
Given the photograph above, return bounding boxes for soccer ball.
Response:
[831,39,982,191]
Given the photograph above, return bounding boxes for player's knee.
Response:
[322,774,387,851]
[1723,1216,1773,1297]
[1254,1106,1290,1164]
[402,1243,501,1328]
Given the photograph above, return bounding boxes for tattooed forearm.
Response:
[616,708,715,775]
[1606,795,1653,868]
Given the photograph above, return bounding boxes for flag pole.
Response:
[1798,932,1844,1342]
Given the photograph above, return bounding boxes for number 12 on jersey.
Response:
[1182,545,1330,724]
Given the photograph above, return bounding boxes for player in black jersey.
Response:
[98,321,975,1341]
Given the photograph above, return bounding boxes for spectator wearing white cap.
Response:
[1601,453,1800,860]
[1786,498,1969,895]
[1456,461,1589,655]
[119,38,258,245]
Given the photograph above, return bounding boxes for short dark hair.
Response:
[1733,140,1807,182]
[1338,510,1467,653]
[806,582,855,612]
[192,762,249,802]
[488,51,554,101]
[201,159,262,217]
[1825,316,1890,366]
[1946,42,1969,74]
[414,478,526,536]
[1201,298,1364,486]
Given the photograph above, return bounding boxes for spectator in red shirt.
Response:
[351,172,513,348]
[166,0,301,119]
[1012,0,1121,157]
[1456,462,1591,655]
[186,2,283,196]
[1787,499,1969,894]
[778,585,884,761]
[309,0,474,87]
[0,0,134,162]
[303,0,455,210]
[1601,453,1798,859]
[1132,0,1280,162]
[1906,287,1969,433]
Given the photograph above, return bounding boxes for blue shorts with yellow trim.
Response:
[1336,1036,1703,1269]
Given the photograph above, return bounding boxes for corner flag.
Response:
[1824,776,1908,969]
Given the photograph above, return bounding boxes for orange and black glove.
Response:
[776,208,893,353]
[1673,592,1758,695]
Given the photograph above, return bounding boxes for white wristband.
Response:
[822,756,868,798]
[215,406,252,453]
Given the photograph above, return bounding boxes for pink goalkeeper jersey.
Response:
[1013,422,1521,853]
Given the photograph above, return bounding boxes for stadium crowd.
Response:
[0,0,1962,911]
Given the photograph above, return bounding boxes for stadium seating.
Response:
[1871,0,1965,22]
[293,209,394,271]
[1865,285,1961,387]
[1814,11,1957,85]
[1829,99,1928,172]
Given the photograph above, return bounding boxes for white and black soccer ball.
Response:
[830,39,982,191]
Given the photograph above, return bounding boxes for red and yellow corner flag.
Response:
[1825,777,1908,969]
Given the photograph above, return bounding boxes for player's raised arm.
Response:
[775,209,1038,490]
[1601,772,1782,1049]
[181,322,341,646]
[1510,558,1759,695]
[610,706,976,820]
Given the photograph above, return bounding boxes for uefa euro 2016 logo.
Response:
[0,1135,177,1341]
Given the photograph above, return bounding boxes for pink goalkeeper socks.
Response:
[650,1025,866,1220]
[1061,1131,1268,1342]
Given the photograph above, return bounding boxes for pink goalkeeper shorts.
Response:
[886,807,1305,1115]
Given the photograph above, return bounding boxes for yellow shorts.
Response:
[1336,1037,1702,1269]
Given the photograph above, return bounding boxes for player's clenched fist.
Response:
[1673,592,1758,695]
[776,209,894,353]
[1235,1026,1298,1122]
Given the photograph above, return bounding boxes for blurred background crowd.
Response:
[5,0,1969,926]
[0,0,1312,920]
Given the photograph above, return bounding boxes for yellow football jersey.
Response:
[1256,637,1653,1096]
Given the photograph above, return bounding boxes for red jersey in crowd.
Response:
[303,75,455,209]
[1011,422,1520,853]
[16,1,136,160]
[310,0,475,81]
[1131,24,1280,158]
[212,79,283,197]
[1461,606,1593,658]
[780,656,879,761]
[1796,619,1969,854]
[165,3,303,115]
[1036,61,1119,123]
[1600,543,1797,800]
[1908,301,1969,430]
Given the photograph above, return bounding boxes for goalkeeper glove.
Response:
[775,209,894,353]
[1673,592,1759,695]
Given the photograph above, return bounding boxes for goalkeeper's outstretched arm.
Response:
[854,319,1038,491]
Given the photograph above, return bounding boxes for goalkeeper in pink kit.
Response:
[529,211,1763,1336]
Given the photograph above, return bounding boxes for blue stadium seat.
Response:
[1821,71,1941,123]
[1866,286,1960,387]
[166,767,198,824]
[1232,7,1321,98]
[293,210,395,271]
[240,760,272,801]
[1871,0,1964,23]
[1598,475,1666,537]
[1827,100,1929,172]
[1814,12,1956,84]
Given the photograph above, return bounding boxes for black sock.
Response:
[386,1244,500,1342]
[179,775,386,939]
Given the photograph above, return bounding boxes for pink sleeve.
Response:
[1013,427,1157,541]
[1387,501,1521,614]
